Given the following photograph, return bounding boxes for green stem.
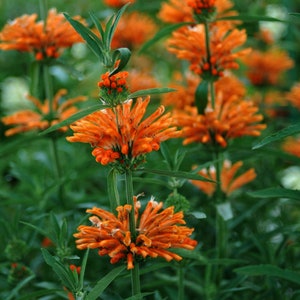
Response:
[43,64,54,115]
[51,138,64,205]
[124,169,141,299]
[177,264,184,300]
[204,21,216,110]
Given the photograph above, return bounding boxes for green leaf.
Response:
[125,292,155,300]
[105,3,130,49]
[248,187,300,200]
[107,168,121,211]
[195,81,209,114]
[89,11,105,42]
[64,13,104,60]
[139,22,194,53]
[139,168,215,182]
[253,123,300,149]
[86,265,126,300]
[79,249,90,290]
[216,14,284,23]
[128,87,176,99]
[41,248,76,291]
[0,135,41,158]
[235,264,300,285]
[7,274,36,300]
[289,13,300,18]
[110,47,131,76]
[40,103,107,135]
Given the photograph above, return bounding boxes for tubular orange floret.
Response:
[74,196,197,269]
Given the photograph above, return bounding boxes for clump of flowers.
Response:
[110,12,157,50]
[243,48,294,86]
[67,96,181,169]
[286,82,300,110]
[1,89,86,136]
[0,8,85,60]
[173,92,266,148]
[74,197,197,269]
[167,24,250,80]
[98,71,129,105]
[191,160,256,197]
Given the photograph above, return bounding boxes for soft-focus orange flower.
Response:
[2,89,86,136]
[67,97,181,168]
[162,72,200,110]
[74,197,197,269]
[127,69,159,93]
[286,82,300,110]
[162,72,246,110]
[191,160,256,196]
[103,0,135,8]
[111,12,157,50]
[282,137,300,158]
[243,48,294,86]
[0,9,85,60]
[167,24,250,78]
[158,0,238,28]
[174,93,266,148]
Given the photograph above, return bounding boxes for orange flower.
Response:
[67,97,181,168]
[186,0,216,15]
[162,72,200,109]
[282,137,300,158]
[174,93,266,148]
[74,197,197,269]
[167,24,250,78]
[110,12,157,50]
[158,0,238,27]
[127,69,159,93]
[0,9,84,60]
[103,0,135,8]
[191,160,256,196]
[243,48,294,86]
[286,82,300,110]
[162,72,246,110]
[1,89,87,136]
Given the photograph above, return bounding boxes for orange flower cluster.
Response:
[98,71,128,96]
[173,91,266,148]
[243,48,294,86]
[74,198,197,269]
[0,9,84,60]
[67,97,181,168]
[103,0,135,8]
[191,160,256,197]
[111,12,157,50]
[2,89,86,136]
[186,0,216,14]
[286,82,300,110]
[167,24,250,79]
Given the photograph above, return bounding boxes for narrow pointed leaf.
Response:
[110,47,131,76]
[139,22,194,53]
[235,264,300,285]
[139,168,215,182]
[41,248,75,291]
[248,187,300,200]
[79,249,90,290]
[195,81,209,114]
[40,103,108,135]
[252,123,300,149]
[89,12,105,41]
[107,168,121,211]
[64,13,104,60]
[128,87,176,99]
[289,13,300,18]
[86,265,126,300]
[216,14,284,23]
[105,3,130,49]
